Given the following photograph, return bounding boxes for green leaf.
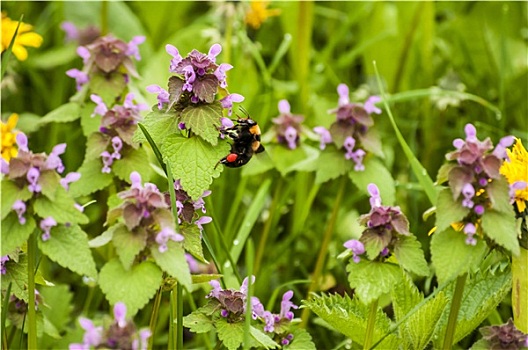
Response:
[80,102,102,137]
[162,134,229,199]
[38,225,97,278]
[216,317,244,350]
[40,284,74,334]
[303,293,399,348]
[68,158,113,197]
[38,170,62,201]
[89,72,127,106]
[2,253,30,301]
[34,187,89,225]
[1,213,36,255]
[132,109,181,146]
[112,224,147,270]
[182,311,215,333]
[112,146,152,183]
[486,177,513,214]
[180,102,222,146]
[191,274,223,284]
[287,328,317,350]
[85,132,110,161]
[249,326,279,349]
[181,224,205,261]
[435,188,469,233]
[151,241,192,290]
[99,259,163,317]
[359,127,384,158]
[38,102,81,125]
[346,260,402,305]
[436,163,457,185]
[1,180,32,220]
[350,156,396,205]
[481,209,520,256]
[315,145,352,184]
[393,235,429,276]
[266,144,312,176]
[430,227,487,284]
[88,225,116,248]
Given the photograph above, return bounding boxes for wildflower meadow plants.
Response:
[1,2,528,350]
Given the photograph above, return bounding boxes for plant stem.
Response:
[300,176,347,327]
[176,284,183,350]
[363,299,378,350]
[244,239,255,350]
[254,178,284,275]
[442,273,467,348]
[512,247,528,332]
[100,1,108,36]
[27,232,37,350]
[148,286,163,350]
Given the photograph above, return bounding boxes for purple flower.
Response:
[61,21,79,42]
[111,136,123,159]
[77,46,91,65]
[66,69,89,91]
[46,143,67,173]
[344,239,365,263]
[182,65,196,92]
[123,92,148,113]
[100,151,113,173]
[492,136,515,159]
[195,216,212,231]
[220,93,245,116]
[12,200,27,225]
[155,227,184,253]
[313,126,332,150]
[464,223,477,245]
[186,253,200,273]
[91,94,108,117]
[146,84,170,110]
[364,96,382,115]
[368,183,383,208]
[40,216,57,241]
[60,172,81,191]
[461,183,475,208]
[214,63,233,88]
[278,99,291,114]
[126,36,146,61]
[130,171,142,189]
[1,256,9,275]
[1,158,9,174]
[79,317,103,347]
[279,290,298,321]
[208,43,222,62]
[337,84,350,106]
[284,126,298,149]
[207,280,223,299]
[166,44,182,72]
[27,167,42,193]
[474,204,485,216]
[137,329,152,350]
[113,302,127,328]
[16,133,29,152]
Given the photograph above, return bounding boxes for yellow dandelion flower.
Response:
[245,1,281,30]
[1,113,20,161]
[500,138,528,212]
[1,12,43,61]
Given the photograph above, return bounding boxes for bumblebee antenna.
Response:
[238,106,250,118]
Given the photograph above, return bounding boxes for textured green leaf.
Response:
[34,187,89,225]
[68,158,113,197]
[99,259,163,317]
[347,260,402,304]
[89,72,127,106]
[2,253,30,301]
[287,328,317,350]
[80,102,102,137]
[486,177,514,214]
[359,127,384,158]
[267,144,310,176]
[481,209,519,256]
[38,102,81,125]
[85,132,110,161]
[88,225,116,248]
[38,224,97,278]
[112,146,152,183]
[112,224,147,270]
[393,235,429,276]
[430,227,487,284]
[39,170,62,201]
[303,293,399,348]
[1,179,32,220]
[191,274,223,284]
[249,326,279,349]
[180,102,222,146]
[182,311,215,333]
[40,284,74,334]
[132,109,181,146]
[315,145,352,184]
[162,134,229,199]
[1,212,36,255]
[216,317,244,350]
[151,241,192,290]
[436,163,457,185]
[435,188,470,233]
[181,223,205,261]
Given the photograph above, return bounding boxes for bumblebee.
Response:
[217,116,265,168]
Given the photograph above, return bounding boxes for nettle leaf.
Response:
[167,76,184,110]
[40,284,74,334]
[192,75,219,104]
[315,145,352,184]
[162,134,229,200]
[112,146,152,183]
[430,227,487,284]
[38,102,81,125]
[34,187,89,225]
[85,132,110,161]
[1,212,36,255]
[435,188,469,233]
[288,328,317,350]
[89,225,116,248]
[112,224,147,270]
[1,179,32,220]
[481,209,519,256]
[192,274,223,284]
[303,293,399,348]
[249,327,279,349]
[2,253,30,300]
[358,127,384,158]
[216,317,244,350]
[68,158,113,197]
[182,311,215,333]
[133,109,181,146]
[38,224,97,278]
[80,101,102,137]
[486,177,512,214]
[393,235,429,276]
[180,102,223,146]
[436,163,457,185]
[346,260,402,305]
[151,240,192,290]
[350,156,396,205]
[39,170,62,201]
[181,223,205,262]
[99,258,163,317]
[267,144,311,176]
[89,72,127,106]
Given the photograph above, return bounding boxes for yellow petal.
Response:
[7,113,19,129]
[17,32,43,48]
[11,44,28,61]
